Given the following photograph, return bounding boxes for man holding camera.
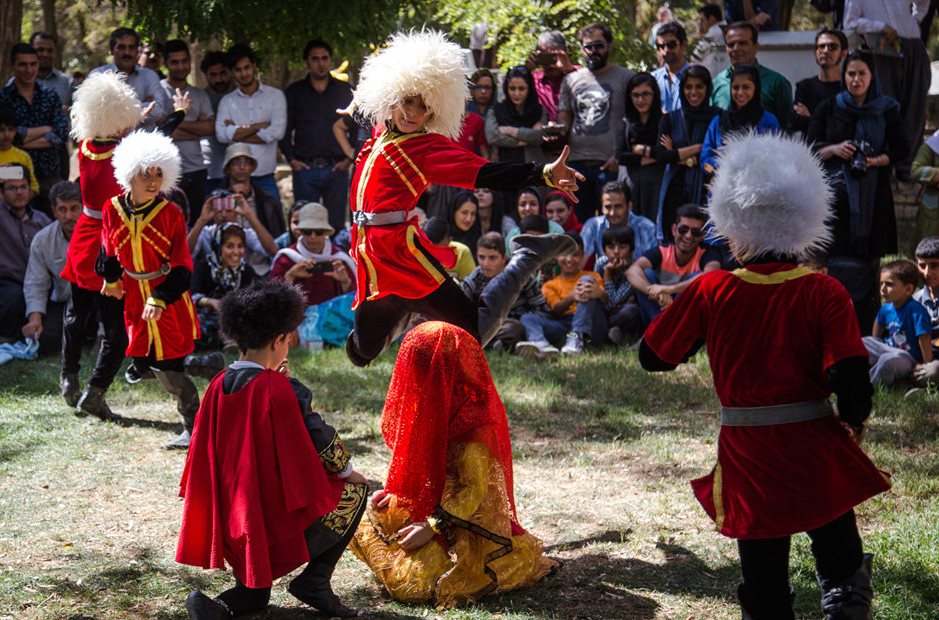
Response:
[269,202,354,307]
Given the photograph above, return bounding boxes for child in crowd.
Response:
[187,190,278,275]
[595,226,640,345]
[914,237,939,388]
[275,200,305,249]
[801,248,829,275]
[100,130,202,449]
[462,232,549,351]
[178,281,367,619]
[0,106,38,194]
[863,259,932,387]
[423,216,475,280]
[515,232,607,357]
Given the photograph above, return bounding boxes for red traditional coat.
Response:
[176,370,343,588]
[643,263,891,539]
[102,194,199,360]
[349,129,488,308]
[61,140,124,290]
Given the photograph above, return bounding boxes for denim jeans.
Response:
[520,298,607,346]
[292,164,350,233]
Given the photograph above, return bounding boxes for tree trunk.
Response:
[41,0,59,67]
[0,0,24,80]
[779,0,794,30]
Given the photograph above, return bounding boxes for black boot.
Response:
[818,553,873,620]
[184,352,225,379]
[77,385,122,421]
[478,233,577,347]
[61,373,81,407]
[153,369,200,449]
[288,563,358,618]
[737,583,796,620]
[185,590,232,619]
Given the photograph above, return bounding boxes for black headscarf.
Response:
[447,191,482,251]
[624,72,663,148]
[494,66,543,128]
[719,64,765,133]
[678,64,718,142]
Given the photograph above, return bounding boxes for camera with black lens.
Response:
[849,140,873,176]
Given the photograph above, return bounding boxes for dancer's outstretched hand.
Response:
[544,145,586,204]
[397,522,434,551]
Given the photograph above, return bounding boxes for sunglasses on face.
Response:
[656,40,679,50]
[582,41,607,51]
[676,224,705,237]
[298,229,328,236]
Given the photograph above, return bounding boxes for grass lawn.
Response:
[0,345,936,619]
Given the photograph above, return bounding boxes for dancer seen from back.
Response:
[342,30,583,366]
[179,281,367,619]
[99,130,200,448]
[350,321,558,607]
[640,133,890,620]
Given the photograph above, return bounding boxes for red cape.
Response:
[176,370,343,587]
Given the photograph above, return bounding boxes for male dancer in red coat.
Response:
[640,132,890,620]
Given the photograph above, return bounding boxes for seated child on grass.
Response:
[862,259,933,387]
[462,231,550,351]
[177,280,368,619]
[595,226,640,345]
[913,237,939,385]
[514,232,607,357]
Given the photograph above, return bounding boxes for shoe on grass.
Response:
[607,326,624,346]
[125,362,155,384]
[514,340,559,359]
[561,332,584,355]
[164,429,191,450]
[185,590,231,619]
[61,373,81,407]
[77,386,122,422]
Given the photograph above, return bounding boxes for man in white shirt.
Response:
[215,44,287,202]
[845,0,931,179]
[89,27,170,129]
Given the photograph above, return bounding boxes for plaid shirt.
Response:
[595,255,635,311]
[462,267,548,318]
[0,82,68,178]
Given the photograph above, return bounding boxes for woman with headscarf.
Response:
[653,65,719,239]
[485,66,546,165]
[620,72,665,222]
[700,64,780,179]
[504,187,565,251]
[349,322,558,608]
[191,223,258,347]
[808,50,908,330]
[912,130,939,240]
[447,191,483,257]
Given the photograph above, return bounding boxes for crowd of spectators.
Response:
[1,2,938,385]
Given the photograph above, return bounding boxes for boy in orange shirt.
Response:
[515,232,606,356]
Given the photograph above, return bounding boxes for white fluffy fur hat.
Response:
[349,30,468,140]
[112,130,181,194]
[70,71,141,141]
[707,132,833,260]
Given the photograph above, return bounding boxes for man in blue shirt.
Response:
[651,22,690,114]
[581,181,656,265]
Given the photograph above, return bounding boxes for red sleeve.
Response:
[101,198,118,257]
[269,255,292,281]
[818,276,868,370]
[643,273,713,365]
[419,134,489,189]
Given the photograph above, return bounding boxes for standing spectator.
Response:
[215,44,287,202]
[280,40,354,233]
[199,51,236,192]
[528,31,579,124]
[844,0,931,178]
[162,40,214,226]
[913,131,939,240]
[456,107,489,158]
[467,69,496,118]
[28,32,74,182]
[694,4,729,76]
[725,0,779,30]
[649,6,676,45]
[137,40,165,78]
[90,28,171,129]
[558,23,635,222]
[655,65,718,238]
[486,66,545,166]
[582,181,657,264]
[792,28,848,135]
[22,180,79,355]
[0,106,38,194]
[651,22,691,113]
[0,164,50,342]
[621,73,665,222]
[0,43,68,216]
[711,22,793,128]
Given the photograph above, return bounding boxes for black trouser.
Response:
[216,483,368,616]
[350,277,477,365]
[180,169,209,228]
[62,284,127,390]
[736,510,864,620]
[0,278,25,341]
[36,300,65,356]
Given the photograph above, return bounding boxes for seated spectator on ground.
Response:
[22,180,80,354]
[801,248,829,275]
[515,232,607,358]
[474,187,514,236]
[191,223,259,348]
[188,189,278,275]
[217,143,286,240]
[582,181,656,266]
[626,204,721,329]
[913,237,939,386]
[0,163,49,342]
[276,201,305,249]
[447,191,482,257]
[423,216,475,281]
[595,226,640,345]
[0,107,38,195]
[462,231,549,351]
[544,190,582,233]
[504,187,564,252]
[863,259,932,387]
[269,202,354,306]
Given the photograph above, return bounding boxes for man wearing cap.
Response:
[269,202,355,307]
[218,142,286,240]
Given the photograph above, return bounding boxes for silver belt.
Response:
[352,210,409,227]
[82,206,103,220]
[720,399,833,427]
[125,263,171,280]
